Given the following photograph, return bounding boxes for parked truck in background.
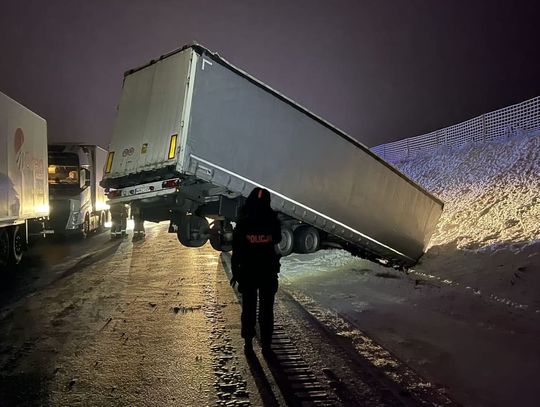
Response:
[46,144,109,237]
[101,44,444,267]
[0,91,49,267]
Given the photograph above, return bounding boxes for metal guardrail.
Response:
[372,96,540,163]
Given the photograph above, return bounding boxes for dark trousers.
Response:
[240,277,278,345]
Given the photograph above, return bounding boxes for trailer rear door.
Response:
[105,49,192,178]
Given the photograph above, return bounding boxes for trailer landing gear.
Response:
[132,206,146,241]
[110,204,128,239]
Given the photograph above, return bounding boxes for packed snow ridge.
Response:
[396,132,540,252]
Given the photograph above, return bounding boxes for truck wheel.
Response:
[80,215,90,239]
[0,229,10,268]
[98,211,106,233]
[177,215,209,247]
[10,225,25,265]
[209,220,233,252]
[294,225,320,254]
[276,227,294,256]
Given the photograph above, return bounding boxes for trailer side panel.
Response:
[0,92,48,225]
[184,53,442,261]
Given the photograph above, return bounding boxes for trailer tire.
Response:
[80,215,90,239]
[276,226,294,256]
[294,225,320,254]
[10,225,25,265]
[0,228,10,268]
[209,220,233,252]
[177,215,209,248]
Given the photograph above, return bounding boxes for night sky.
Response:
[1,0,539,148]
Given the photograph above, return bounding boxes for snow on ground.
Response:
[397,132,540,252]
[279,249,361,276]
[394,132,540,310]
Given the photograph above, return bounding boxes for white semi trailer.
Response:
[0,91,48,267]
[101,45,443,267]
[46,144,109,237]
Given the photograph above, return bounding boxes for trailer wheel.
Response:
[276,227,294,256]
[177,215,209,247]
[0,228,9,268]
[294,225,320,254]
[209,220,233,252]
[80,215,90,239]
[10,225,25,265]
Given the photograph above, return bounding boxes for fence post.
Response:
[406,139,410,160]
[481,114,487,142]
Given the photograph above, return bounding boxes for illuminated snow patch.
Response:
[280,249,364,278]
[396,133,540,252]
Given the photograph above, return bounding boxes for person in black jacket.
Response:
[231,187,282,354]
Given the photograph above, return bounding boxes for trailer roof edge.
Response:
[123,44,444,208]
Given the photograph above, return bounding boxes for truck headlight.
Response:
[71,212,80,225]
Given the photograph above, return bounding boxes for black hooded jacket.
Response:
[231,188,282,283]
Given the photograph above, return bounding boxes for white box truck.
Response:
[101,45,443,267]
[45,144,109,237]
[0,91,48,267]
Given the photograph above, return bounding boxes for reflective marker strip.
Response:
[105,152,114,174]
[189,154,413,261]
[168,134,178,159]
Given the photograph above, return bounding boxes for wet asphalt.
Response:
[0,225,263,406]
[0,224,450,407]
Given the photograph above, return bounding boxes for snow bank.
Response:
[281,249,362,278]
[396,133,540,252]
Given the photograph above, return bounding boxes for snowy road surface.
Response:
[2,222,537,406]
[1,225,272,406]
[0,224,457,406]
[280,250,540,407]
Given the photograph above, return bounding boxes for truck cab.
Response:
[46,144,109,237]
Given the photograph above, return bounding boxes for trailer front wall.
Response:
[185,55,442,261]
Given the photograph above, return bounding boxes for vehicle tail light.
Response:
[162,179,179,189]
[107,189,121,198]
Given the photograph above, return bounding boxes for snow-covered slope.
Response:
[396,133,540,252]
